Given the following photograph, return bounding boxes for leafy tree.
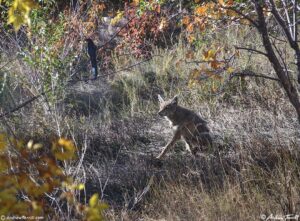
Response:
[1,0,38,31]
[0,134,107,220]
[186,0,300,122]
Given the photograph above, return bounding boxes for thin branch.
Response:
[269,0,296,46]
[0,92,44,118]
[271,38,290,80]
[0,55,18,70]
[231,70,280,81]
[235,46,268,56]
[280,0,293,36]
[227,7,258,28]
[293,0,298,43]
[209,70,280,96]
[185,60,213,65]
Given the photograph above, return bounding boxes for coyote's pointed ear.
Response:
[158,94,164,103]
[171,95,178,105]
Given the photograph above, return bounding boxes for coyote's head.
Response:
[158,95,178,117]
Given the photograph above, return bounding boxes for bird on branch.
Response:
[85,38,98,80]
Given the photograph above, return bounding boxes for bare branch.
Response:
[209,70,280,96]
[293,0,298,43]
[220,4,259,28]
[253,0,300,122]
[231,70,280,81]
[280,0,293,35]
[269,0,296,46]
[0,92,44,118]
[235,46,268,56]
[271,38,290,79]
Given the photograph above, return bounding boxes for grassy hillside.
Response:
[0,1,299,220]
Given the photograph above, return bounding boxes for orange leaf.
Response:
[195,6,207,15]
[211,60,221,69]
[227,0,234,6]
[182,16,190,25]
[186,23,194,32]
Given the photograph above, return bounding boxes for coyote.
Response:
[157,95,212,159]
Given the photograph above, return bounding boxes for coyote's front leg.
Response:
[157,130,181,159]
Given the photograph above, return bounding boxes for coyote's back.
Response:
[157,95,212,159]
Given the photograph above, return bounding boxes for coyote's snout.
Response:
[157,95,212,159]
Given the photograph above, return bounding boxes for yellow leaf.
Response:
[7,0,39,31]
[52,138,76,161]
[227,67,235,73]
[33,143,43,150]
[89,193,99,208]
[203,49,216,61]
[78,183,85,190]
[111,10,124,26]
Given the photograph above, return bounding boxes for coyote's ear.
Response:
[158,94,164,103]
[171,95,178,105]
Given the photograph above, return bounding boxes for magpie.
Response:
[85,38,98,80]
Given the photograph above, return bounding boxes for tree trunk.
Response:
[254,1,300,123]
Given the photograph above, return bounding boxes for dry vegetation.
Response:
[0,1,300,221]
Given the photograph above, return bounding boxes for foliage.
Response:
[115,1,170,57]
[1,0,38,31]
[0,134,107,220]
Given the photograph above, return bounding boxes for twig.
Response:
[230,71,280,81]
[127,175,154,210]
[219,4,259,28]
[235,46,268,56]
[209,70,280,96]
[0,92,45,118]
